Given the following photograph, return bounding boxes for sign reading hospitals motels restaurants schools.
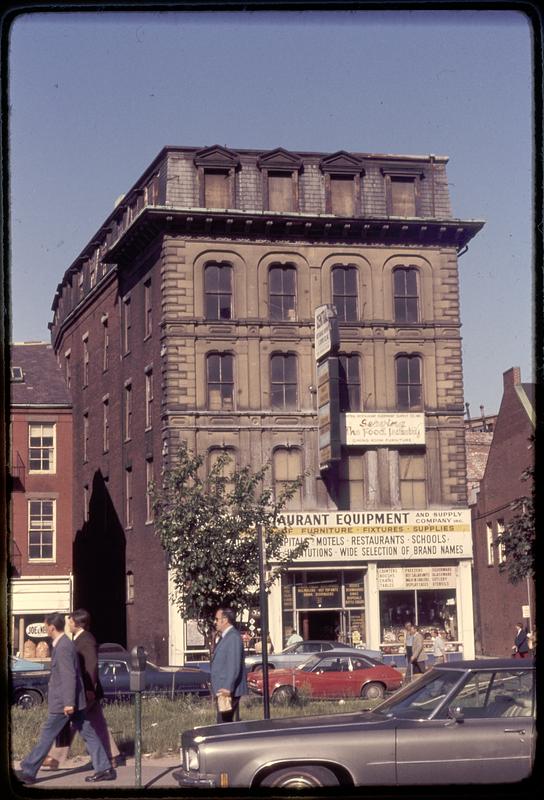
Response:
[276,509,472,562]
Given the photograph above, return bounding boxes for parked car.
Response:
[10,666,50,708]
[245,640,384,672]
[97,655,210,701]
[248,650,402,702]
[175,658,535,789]
[10,656,49,672]
[97,642,128,655]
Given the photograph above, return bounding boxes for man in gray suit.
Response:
[17,613,114,785]
[210,607,247,723]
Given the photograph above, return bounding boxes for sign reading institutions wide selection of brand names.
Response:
[277,509,472,562]
[342,413,426,446]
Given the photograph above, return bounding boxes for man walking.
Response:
[512,622,530,658]
[43,609,121,769]
[410,624,428,674]
[17,613,115,785]
[210,607,247,723]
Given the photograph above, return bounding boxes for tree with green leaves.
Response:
[152,444,308,653]
[497,460,535,584]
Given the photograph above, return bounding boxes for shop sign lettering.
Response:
[342,413,425,445]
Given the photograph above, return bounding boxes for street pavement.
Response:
[11,754,182,790]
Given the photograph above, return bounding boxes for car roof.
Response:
[432,657,534,670]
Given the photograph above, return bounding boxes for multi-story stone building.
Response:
[49,145,483,664]
[9,342,73,658]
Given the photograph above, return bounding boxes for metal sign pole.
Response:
[257,523,270,719]
[134,689,142,787]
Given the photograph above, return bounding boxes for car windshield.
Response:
[297,654,323,672]
[372,671,463,719]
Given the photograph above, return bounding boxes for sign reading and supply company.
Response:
[278,509,472,561]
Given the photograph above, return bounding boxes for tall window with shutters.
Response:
[393,267,420,323]
[205,263,232,320]
[270,353,298,410]
[207,353,234,410]
[332,266,358,321]
[396,355,423,410]
[269,264,296,320]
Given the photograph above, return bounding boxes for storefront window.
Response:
[380,588,458,653]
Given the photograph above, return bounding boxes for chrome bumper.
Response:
[173,768,217,788]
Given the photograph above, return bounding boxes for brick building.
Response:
[9,342,73,658]
[471,367,535,656]
[49,145,483,663]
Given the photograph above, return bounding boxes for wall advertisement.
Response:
[277,509,472,561]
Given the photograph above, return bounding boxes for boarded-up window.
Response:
[204,169,230,208]
[273,447,302,509]
[390,177,416,216]
[399,452,426,508]
[330,175,355,216]
[338,453,364,508]
[267,172,294,211]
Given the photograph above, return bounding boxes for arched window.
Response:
[338,353,361,411]
[204,262,232,320]
[207,353,234,410]
[332,266,358,321]
[393,267,419,322]
[396,355,422,410]
[269,264,297,320]
[270,353,297,409]
[273,447,302,509]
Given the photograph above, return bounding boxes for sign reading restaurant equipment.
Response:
[342,413,425,446]
[277,509,472,561]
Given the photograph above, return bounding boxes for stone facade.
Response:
[50,145,483,662]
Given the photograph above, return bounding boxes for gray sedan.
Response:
[245,639,384,672]
[175,658,534,789]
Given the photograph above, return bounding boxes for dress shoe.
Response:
[16,770,36,784]
[85,768,116,782]
[42,756,59,770]
[111,756,125,768]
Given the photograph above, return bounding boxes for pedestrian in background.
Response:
[512,622,530,658]
[431,629,447,664]
[410,624,427,674]
[43,609,121,770]
[286,629,303,647]
[403,621,414,682]
[17,613,114,785]
[210,607,247,723]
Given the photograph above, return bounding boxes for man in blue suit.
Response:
[17,613,114,785]
[210,607,247,723]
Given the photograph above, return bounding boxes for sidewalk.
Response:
[11,754,181,790]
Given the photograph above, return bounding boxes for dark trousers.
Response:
[216,695,240,724]
[412,660,426,674]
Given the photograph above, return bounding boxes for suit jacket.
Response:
[515,628,529,654]
[75,630,104,701]
[47,634,86,714]
[210,626,247,697]
[411,631,428,662]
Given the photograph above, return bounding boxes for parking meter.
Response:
[129,645,147,691]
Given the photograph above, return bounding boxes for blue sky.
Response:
[8,9,533,414]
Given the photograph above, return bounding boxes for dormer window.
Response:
[10,366,24,382]
[194,145,240,209]
[258,149,303,213]
[381,166,424,216]
[320,151,364,216]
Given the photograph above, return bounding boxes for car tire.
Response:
[260,765,339,788]
[360,681,385,700]
[15,689,43,709]
[271,685,296,705]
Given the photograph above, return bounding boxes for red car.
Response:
[247,649,403,703]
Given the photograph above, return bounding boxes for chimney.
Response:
[503,367,521,390]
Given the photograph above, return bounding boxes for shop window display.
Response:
[380,588,458,655]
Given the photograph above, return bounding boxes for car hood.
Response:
[248,668,296,682]
[186,709,386,743]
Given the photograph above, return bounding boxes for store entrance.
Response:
[300,611,340,641]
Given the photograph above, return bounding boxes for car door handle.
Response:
[504,728,526,734]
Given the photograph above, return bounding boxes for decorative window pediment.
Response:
[320,151,364,175]
[257,148,303,172]
[194,145,241,169]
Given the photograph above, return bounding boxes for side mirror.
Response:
[448,705,464,723]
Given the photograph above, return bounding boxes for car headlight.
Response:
[184,747,200,771]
